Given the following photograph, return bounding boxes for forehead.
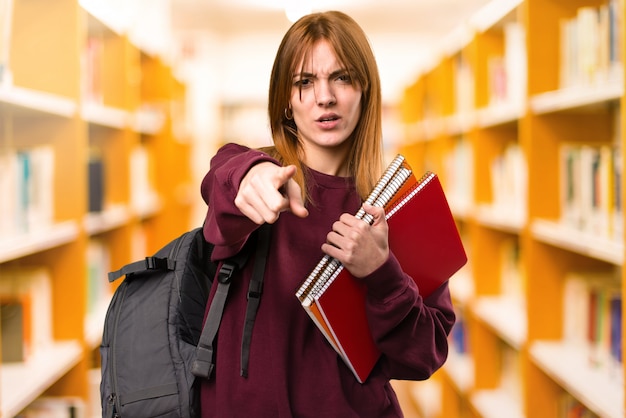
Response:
[294,40,343,74]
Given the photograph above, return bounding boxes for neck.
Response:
[302,144,351,177]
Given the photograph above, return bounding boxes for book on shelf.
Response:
[0,267,53,362]
[444,136,473,214]
[295,154,467,383]
[0,146,55,239]
[1,298,27,362]
[500,238,525,304]
[489,142,527,223]
[503,21,527,108]
[611,108,623,241]
[83,35,103,104]
[486,21,527,108]
[559,142,622,241]
[500,343,523,405]
[129,144,159,215]
[562,270,622,375]
[559,1,623,88]
[558,392,600,418]
[86,239,111,317]
[487,56,507,106]
[450,307,469,356]
[88,153,105,213]
[454,52,474,115]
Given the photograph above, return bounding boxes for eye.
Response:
[336,73,352,84]
[294,78,313,88]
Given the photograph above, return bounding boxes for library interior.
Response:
[0,0,624,417]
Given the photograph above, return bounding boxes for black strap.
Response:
[240,223,271,377]
[191,260,238,379]
[191,224,271,380]
[107,257,175,283]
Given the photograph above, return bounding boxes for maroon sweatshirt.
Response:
[199,144,455,417]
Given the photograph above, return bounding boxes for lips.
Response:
[317,113,339,122]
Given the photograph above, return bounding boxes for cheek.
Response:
[290,93,313,121]
[349,95,362,122]
[347,89,362,113]
[291,105,306,125]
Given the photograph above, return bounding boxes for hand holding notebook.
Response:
[295,154,467,383]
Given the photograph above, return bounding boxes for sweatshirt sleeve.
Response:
[362,253,455,381]
[201,143,279,260]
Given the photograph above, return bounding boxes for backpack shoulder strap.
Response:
[240,223,271,377]
[191,223,271,380]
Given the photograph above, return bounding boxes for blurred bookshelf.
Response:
[0,0,191,416]
[397,0,625,417]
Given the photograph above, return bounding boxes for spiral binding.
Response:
[297,155,417,306]
[361,167,412,225]
[303,166,414,304]
[385,172,436,220]
[296,155,406,301]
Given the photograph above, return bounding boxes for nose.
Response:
[315,80,336,107]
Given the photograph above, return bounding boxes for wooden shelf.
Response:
[1,341,83,418]
[530,81,623,115]
[84,205,133,236]
[132,107,166,135]
[0,84,76,117]
[443,350,475,394]
[446,112,477,136]
[474,204,525,234]
[472,296,526,350]
[530,341,624,418]
[0,0,191,414]
[449,269,475,306]
[396,1,625,417]
[470,388,524,418]
[81,102,130,129]
[476,102,523,128]
[531,219,623,265]
[0,221,80,263]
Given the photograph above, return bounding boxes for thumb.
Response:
[362,203,385,226]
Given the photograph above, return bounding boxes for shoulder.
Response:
[211,143,277,169]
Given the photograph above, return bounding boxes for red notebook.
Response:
[295,155,467,383]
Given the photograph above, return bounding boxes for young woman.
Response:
[200,11,455,417]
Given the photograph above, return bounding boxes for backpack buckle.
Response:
[191,345,215,379]
[218,262,236,284]
[247,280,263,300]
[145,256,172,270]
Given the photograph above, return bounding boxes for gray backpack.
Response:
[100,225,270,417]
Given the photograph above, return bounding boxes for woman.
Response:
[200,11,455,417]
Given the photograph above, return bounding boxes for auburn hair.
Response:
[261,10,383,203]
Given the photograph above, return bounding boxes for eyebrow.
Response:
[293,69,348,79]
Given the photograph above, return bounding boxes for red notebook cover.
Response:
[309,172,467,383]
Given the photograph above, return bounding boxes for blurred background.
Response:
[0,0,624,417]
[166,0,494,224]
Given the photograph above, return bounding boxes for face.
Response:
[290,40,362,167]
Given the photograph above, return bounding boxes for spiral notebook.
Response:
[295,154,467,383]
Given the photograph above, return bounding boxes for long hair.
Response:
[263,11,383,203]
